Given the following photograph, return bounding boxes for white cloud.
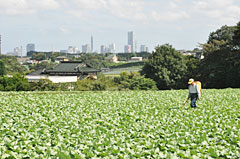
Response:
[0,0,60,15]
[67,0,147,21]
[193,0,240,24]
[151,1,190,22]
[152,10,189,22]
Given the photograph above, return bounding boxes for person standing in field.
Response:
[187,78,201,108]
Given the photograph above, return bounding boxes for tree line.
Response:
[141,21,240,89]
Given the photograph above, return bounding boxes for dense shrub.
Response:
[0,73,30,91]
[77,73,117,91]
[30,79,57,91]
[114,71,157,90]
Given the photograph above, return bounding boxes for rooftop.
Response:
[43,61,100,74]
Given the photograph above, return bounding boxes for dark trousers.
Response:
[190,93,198,108]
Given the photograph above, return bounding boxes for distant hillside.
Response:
[0,55,27,74]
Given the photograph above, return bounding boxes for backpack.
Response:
[194,81,202,93]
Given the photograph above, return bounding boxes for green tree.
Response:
[0,73,30,91]
[141,44,187,89]
[31,79,56,91]
[197,22,240,88]
[233,21,240,50]
[183,55,199,82]
[0,55,27,74]
[31,53,46,61]
[114,71,157,90]
[197,49,240,88]
[201,25,236,55]
[0,60,6,76]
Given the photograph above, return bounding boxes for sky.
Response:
[0,0,240,55]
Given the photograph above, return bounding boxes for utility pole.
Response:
[20,46,23,58]
[91,35,93,53]
[0,34,2,55]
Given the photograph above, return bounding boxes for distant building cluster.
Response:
[7,46,23,56]
[124,31,148,53]
[101,44,115,54]
[140,45,149,52]
[4,31,150,55]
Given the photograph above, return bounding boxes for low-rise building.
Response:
[129,57,142,62]
[105,54,118,63]
[55,56,69,63]
[26,61,101,83]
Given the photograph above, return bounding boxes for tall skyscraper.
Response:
[128,31,136,53]
[91,35,93,52]
[26,44,35,53]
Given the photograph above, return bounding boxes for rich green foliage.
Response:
[0,73,30,91]
[31,53,47,61]
[197,21,240,88]
[31,79,57,91]
[0,60,6,76]
[0,55,27,74]
[77,74,117,91]
[208,25,236,46]
[197,49,240,88]
[141,44,187,89]
[233,21,240,50]
[0,89,239,158]
[114,71,157,90]
[201,25,236,55]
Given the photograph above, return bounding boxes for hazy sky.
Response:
[0,0,240,54]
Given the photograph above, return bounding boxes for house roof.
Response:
[43,61,100,74]
[105,54,117,60]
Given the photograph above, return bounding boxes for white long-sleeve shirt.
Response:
[188,83,201,98]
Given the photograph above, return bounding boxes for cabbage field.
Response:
[0,89,239,158]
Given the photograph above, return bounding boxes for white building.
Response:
[130,57,142,62]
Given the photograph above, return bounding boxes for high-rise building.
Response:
[124,45,131,53]
[141,45,149,52]
[26,44,35,53]
[100,45,107,54]
[82,44,90,53]
[13,47,22,56]
[91,35,93,52]
[128,31,135,53]
[68,46,78,53]
[109,43,116,53]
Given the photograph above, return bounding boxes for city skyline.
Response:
[0,0,240,54]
